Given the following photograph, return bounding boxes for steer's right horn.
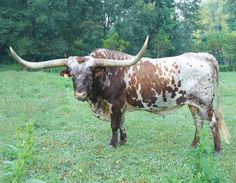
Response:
[9,47,68,69]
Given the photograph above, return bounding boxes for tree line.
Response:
[0,0,235,65]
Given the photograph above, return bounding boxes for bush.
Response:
[189,129,220,183]
[220,65,236,72]
[1,123,35,183]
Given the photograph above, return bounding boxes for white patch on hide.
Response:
[136,84,143,101]
[124,66,134,89]
[103,78,111,89]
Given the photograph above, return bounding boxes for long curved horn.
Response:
[93,36,149,67]
[9,47,68,69]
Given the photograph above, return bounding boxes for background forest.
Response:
[0,0,236,67]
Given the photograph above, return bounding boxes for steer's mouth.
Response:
[74,92,87,101]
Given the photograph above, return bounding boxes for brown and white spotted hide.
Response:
[124,53,217,116]
[68,49,223,151]
[90,49,217,117]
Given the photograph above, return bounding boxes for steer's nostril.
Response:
[74,92,87,100]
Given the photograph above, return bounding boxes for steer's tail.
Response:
[215,64,230,144]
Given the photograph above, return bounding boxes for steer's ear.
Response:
[60,68,71,78]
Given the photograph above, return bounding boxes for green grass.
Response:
[0,65,236,182]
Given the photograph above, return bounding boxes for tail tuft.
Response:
[216,107,230,144]
[215,64,230,144]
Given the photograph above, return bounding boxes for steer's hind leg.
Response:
[190,105,221,152]
[119,114,127,145]
[207,108,221,152]
[188,105,203,147]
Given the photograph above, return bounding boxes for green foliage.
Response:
[102,31,129,51]
[0,0,182,60]
[1,123,35,183]
[115,0,177,56]
[0,0,235,63]
[189,129,220,183]
[0,0,105,61]
[222,31,236,65]
[174,0,201,53]
[193,0,236,65]
[151,29,175,57]
[199,32,225,64]
[225,0,236,31]
[196,31,236,65]
[220,64,236,72]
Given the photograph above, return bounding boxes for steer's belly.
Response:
[125,79,187,115]
[145,105,184,115]
[126,100,184,115]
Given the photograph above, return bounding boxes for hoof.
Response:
[190,143,197,149]
[214,151,221,155]
[119,140,127,145]
[106,144,116,149]
[214,148,221,154]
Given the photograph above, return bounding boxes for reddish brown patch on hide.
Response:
[126,61,183,106]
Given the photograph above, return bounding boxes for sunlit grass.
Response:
[0,65,236,182]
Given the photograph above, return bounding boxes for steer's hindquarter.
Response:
[124,52,225,151]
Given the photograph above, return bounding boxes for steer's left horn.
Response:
[9,47,68,69]
[93,36,149,67]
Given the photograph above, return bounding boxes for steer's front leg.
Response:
[109,108,121,147]
[119,114,127,145]
[109,102,125,147]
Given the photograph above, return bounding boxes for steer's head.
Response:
[67,56,95,101]
[10,37,148,101]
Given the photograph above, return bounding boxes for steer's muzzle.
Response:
[74,91,87,101]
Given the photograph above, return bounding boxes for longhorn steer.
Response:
[10,37,229,152]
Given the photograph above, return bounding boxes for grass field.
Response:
[0,65,236,182]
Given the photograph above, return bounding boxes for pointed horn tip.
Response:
[9,47,16,57]
[145,36,149,44]
[142,36,149,53]
[140,36,149,56]
[9,46,13,53]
